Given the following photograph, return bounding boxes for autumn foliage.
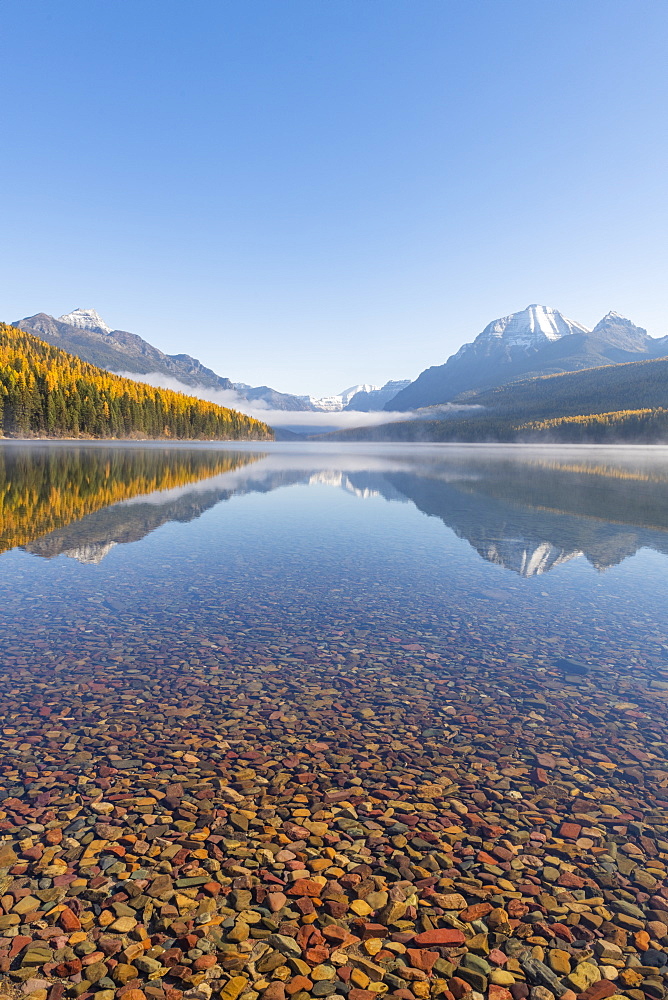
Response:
[518,407,668,442]
[0,323,273,440]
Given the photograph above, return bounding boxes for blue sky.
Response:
[2,0,667,395]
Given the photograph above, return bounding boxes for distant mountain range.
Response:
[344,381,412,411]
[14,309,410,416]
[389,304,668,411]
[13,302,668,436]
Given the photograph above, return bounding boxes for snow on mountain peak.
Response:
[479,304,590,347]
[303,384,381,412]
[58,308,112,335]
[339,384,379,403]
[596,310,640,328]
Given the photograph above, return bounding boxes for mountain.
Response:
[388,304,666,411]
[15,309,235,393]
[301,385,381,412]
[321,351,668,444]
[589,311,656,351]
[230,380,413,418]
[14,309,386,417]
[344,380,412,411]
[233,383,316,411]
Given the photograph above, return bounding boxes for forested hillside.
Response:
[462,355,668,418]
[519,408,668,443]
[0,323,272,440]
[324,407,668,444]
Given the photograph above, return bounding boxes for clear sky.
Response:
[2,0,667,396]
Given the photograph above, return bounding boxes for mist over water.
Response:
[112,370,482,432]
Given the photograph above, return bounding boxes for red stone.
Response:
[458,902,493,922]
[9,936,31,959]
[295,896,315,914]
[489,988,512,1000]
[59,906,81,932]
[413,928,466,946]
[558,872,587,889]
[286,878,322,897]
[476,850,498,864]
[407,948,438,972]
[202,882,221,896]
[285,977,313,996]
[551,922,575,943]
[449,977,473,999]
[579,982,618,1000]
[325,900,348,917]
[559,822,582,839]
[81,951,106,966]
[322,925,359,946]
[193,955,217,971]
[360,923,388,939]
[261,986,286,1000]
[305,945,330,964]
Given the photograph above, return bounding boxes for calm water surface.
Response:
[2,442,668,997]
[1,441,667,676]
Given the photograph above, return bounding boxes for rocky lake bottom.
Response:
[1,444,668,1000]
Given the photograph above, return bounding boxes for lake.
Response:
[1,442,668,999]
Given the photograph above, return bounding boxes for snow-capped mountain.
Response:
[15,309,234,393]
[389,304,665,411]
[301,385,381,412]
[58,307,112,335]
[470,304,589,349]
[344,380,412,411]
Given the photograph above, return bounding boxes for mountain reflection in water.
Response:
[2,444,668,576]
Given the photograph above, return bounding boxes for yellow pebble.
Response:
[365,939,384,956]
[350,899,373,916]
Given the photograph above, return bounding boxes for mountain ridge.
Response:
[15,311,235,393]
[388,304,667,411]
[14,310,409,416]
